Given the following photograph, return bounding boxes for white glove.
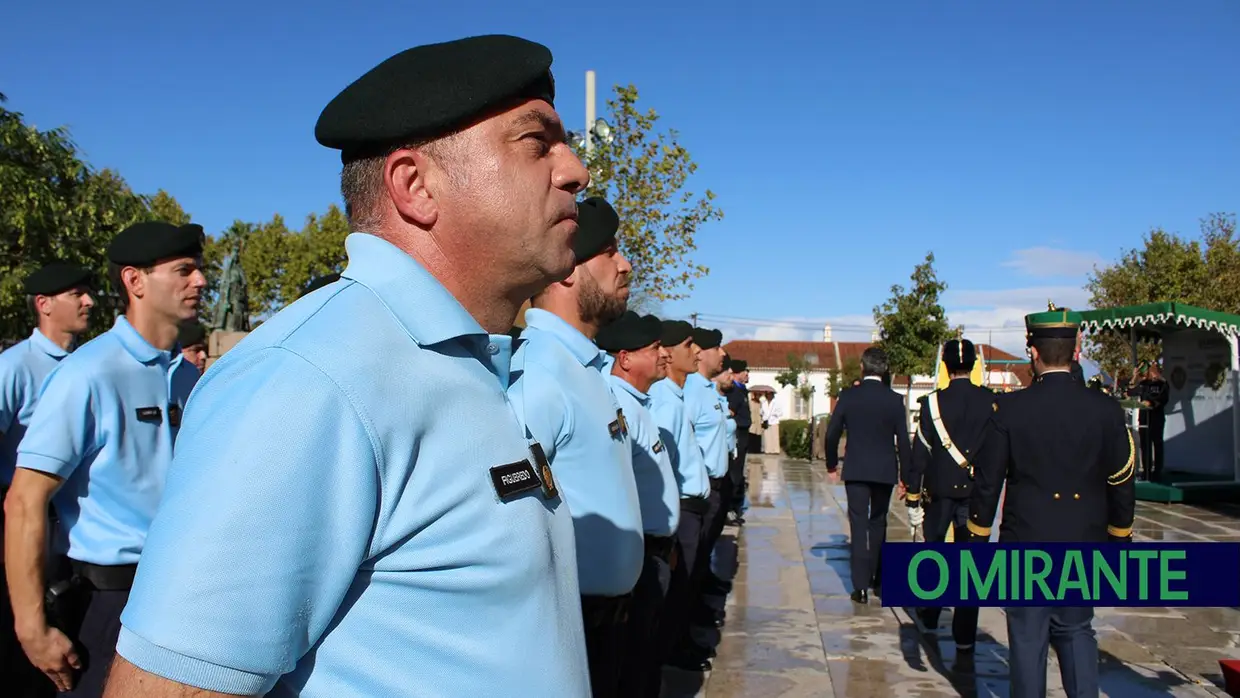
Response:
[908,506,925,528]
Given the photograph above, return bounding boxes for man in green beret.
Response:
[0,262,95,698]
[106,35,593,698]
[968,306,1136,697]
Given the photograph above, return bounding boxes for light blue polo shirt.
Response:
[649,378,711,500]
[511,309,643,597]
[720,392,737,454]
[684,372,729,479]
[16,316,198,564]
[116,233,588,698]
[0,329,70,485]
[607,374,680,537]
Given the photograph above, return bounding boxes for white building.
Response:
[725,325,1032,434]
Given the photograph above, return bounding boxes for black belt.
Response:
[680,496,709,516]
[644,534,674,559]
[710,477,725,491]
[71,560,137,591]
[581,594,631,627]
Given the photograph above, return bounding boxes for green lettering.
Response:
[1129,550,1158,600]
[909,551,949,599]
[1024,550,1055,601]
[962,550,1004,601]
[1159,550,1189,602]
[1092,550,1126,600]
[1058,550,1090,601]
[1008,546,1020,601]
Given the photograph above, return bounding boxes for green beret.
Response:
[23,263,93,296]
[660,320,694,347]
[300,273,341,299]
[1025,305,1081,344]
[573,197,620,264]
[108,222,204,267]
[597,311,661,353]
[692,327,723,350]
[177,322,208,348]
[942,339,977,372]
[730,359,748,373]
[315,35,555,158]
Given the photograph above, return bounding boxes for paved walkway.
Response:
[663,455,1240,697]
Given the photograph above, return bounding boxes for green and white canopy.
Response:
[1078,302,1240,342]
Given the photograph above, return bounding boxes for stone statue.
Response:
[212,241,250,332]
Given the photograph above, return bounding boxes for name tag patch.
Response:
[136,406,162,424]
[529,442,558,500]
[490,460,542,500]
[168,404,183,427]
[653,440,665,454]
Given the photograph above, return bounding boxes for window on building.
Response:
[793,393,810,418]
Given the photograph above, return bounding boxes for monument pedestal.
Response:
[204,330,249,370]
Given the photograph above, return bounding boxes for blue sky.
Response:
[5,0,1237,355]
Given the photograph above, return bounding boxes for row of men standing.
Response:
[509,192,755,695]
[0,33,773,698]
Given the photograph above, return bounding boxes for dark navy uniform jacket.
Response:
[825,377,912,486]
[907,378,997,503]
[968,371,1137,543]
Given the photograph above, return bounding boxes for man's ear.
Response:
[386,147,438,227]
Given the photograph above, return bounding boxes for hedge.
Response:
[779,419,811,459]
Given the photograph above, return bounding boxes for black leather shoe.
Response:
[691,612,724,629]
[688,642,717,659]
[851,589,869,604]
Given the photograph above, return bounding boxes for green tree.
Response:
[277,205,350,302]
[0,105,171,340]
[874,252,953,413]
[577,84,722,308]
[146,189,191,225]
[827,356,862,399]
[1085,213,1240,377]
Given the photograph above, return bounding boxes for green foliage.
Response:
[873,252,953,384]
[779,419,811,459]
[577,84,722,306]
[774,352,816,406]
[0,106,177,340]
[827,356,862,398]
[1085,213,1240,377]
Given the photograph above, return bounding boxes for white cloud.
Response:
[1002,248,1104,279]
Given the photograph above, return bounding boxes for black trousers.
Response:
[729,435,749,512]
[844,481,893,592]
[60,588,129,698]
[662,501,705,659]
[1007,606,1098,698]
[696,478,732,586]
[581,594,631,698]
[746,431,763,454]
[1140,415,1165,481]
[619,545,673,698]
[917,497,979,647]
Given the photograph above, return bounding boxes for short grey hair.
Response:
[339,137,456,232]
[860,347,888,377]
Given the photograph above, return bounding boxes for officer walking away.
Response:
[905,338,995,665]
[824,347,913,604]
[509,196,642,698]
[175,322,208,374]
[103,35,592,698]
[724,359,752,524]
[0,263,94,698]
[648,321,714,672]
[5,223,204,698]
[968,306,1136,698]
[597,311,680,697]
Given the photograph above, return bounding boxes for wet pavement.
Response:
[662,455,1240,697]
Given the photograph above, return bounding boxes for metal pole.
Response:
[585,70,596,154]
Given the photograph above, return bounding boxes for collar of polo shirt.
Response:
[30,328,70,359]
[112,315,176,364]
[522,308,606,367]
[340,234,490,345]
